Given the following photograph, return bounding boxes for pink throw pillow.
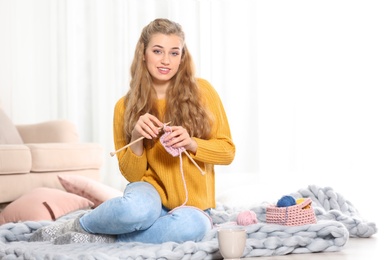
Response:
[58,175,122,208]
[0,187,94,224]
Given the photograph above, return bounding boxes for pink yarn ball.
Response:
[237,210,258,226]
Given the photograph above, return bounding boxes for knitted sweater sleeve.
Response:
[113,97,147,182]
[192,78,235,165]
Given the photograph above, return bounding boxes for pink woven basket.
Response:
[266,198,317,226]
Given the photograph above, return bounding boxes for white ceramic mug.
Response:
[217,227,247,259]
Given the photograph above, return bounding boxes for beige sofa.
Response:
[0,108,103,205]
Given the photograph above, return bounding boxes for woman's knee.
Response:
[122,182,161,208]
[117,182,162,227]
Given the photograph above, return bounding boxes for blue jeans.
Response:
[79,182,213,244]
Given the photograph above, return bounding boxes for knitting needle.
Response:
[110,122,171,157]
[183,150,205,175]
[160,124,204,174]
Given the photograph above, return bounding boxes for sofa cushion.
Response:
[0,145,32,174]
[27,143,103,172]
[0,109,24,144]
[0,173,32,203]
[58,174,122,208]
[0,187,94,224]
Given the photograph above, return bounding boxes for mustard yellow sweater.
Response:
[113,78,235,210]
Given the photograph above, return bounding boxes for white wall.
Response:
[217,1,390,232]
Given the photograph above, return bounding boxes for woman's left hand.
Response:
[163,126,198,153]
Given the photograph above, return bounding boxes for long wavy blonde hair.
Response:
[123,18,212,145]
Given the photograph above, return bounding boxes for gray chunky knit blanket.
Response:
[0,185,377,259]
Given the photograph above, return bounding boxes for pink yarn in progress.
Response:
[237,210,258,226]
[160,126,185,157]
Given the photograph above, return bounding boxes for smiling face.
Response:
[144,33,183,97]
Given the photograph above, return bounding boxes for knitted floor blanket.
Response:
[0,185,377,260]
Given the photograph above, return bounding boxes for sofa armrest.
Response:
[16,120,79,143]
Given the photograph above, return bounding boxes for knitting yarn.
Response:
[237,210,258,226]
[277,195,296,207]
[159,125,189,207]
[160,126,185,157]
[296,198,310,209]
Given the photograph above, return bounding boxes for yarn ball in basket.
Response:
[276,195,296,207]
[237,210,258,226]
[296,197,310,209]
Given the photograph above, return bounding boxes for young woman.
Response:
[31,18,235,244]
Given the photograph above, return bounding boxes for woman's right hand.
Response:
[129,113,163,156]
[131,113,164,141]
